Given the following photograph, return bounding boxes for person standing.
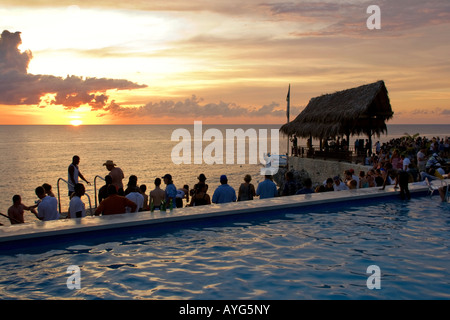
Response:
[401,154,411,171]
[395,170,411,200]
[68,156,90,197]
[291,135,298,156]
[375,141,381,154]
[162,174,177,210]
[256,174,278,199]
[103,160,125,195]
[212,175,237,204]
[35,186,59,221]
[7,195,37,224]
[69,183,87,219]
[417,147,427,172]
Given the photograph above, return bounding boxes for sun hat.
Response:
[103,160,116,166]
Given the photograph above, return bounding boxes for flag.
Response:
[286,84,290,122]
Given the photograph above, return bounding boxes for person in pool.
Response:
[7,194,37,224]
[150,178,165,210]
[95,185,137,215]
[188,183,211,206]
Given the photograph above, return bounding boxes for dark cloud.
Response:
[98,95,301,119]
[0,30,147,110]
[0,30,32,74]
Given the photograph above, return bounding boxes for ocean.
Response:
[0,124,449,225]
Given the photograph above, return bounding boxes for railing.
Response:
[93,175,105,208]
[0,212,22,224]
[57,177,93,216]
[290,144,375,158]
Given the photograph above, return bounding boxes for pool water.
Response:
[0,196,449,300]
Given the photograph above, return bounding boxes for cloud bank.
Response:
[99,95,302,120]
[262,0,450,37]
[0,30,147,110]
[0,29,298,120]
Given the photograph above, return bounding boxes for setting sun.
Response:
[70,119,83,126]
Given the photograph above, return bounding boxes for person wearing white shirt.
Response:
[35,186,59,221]
[417,148,427,172]
[402,155,411,171]
[69,183,87,218]
[125,190,144,213]
[345,169,360,189]
[333,176,349,191]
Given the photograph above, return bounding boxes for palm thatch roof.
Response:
[280,80,393,139]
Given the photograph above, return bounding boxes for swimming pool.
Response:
[0,195,449,300]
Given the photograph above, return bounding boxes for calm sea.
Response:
[0,124,449,225]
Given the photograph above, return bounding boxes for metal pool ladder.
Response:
[57,178,93,216]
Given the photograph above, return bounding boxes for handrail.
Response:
[57,177,73,214]
[57,177,93,216]
[84,193,93,216]
[94,175,106,208]
[0,212,22,224]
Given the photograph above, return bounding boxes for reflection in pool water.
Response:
[0,197,449,300]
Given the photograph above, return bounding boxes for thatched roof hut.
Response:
[280,80,394,140]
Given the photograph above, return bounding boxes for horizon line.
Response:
[0,123,449,126]
[0,123,285,126]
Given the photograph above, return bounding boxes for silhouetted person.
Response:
[95,185,136,216]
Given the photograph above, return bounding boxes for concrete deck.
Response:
[0,180,446,244]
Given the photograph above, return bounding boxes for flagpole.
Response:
[286,84,290,168]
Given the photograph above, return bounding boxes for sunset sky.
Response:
[0,0,449,125]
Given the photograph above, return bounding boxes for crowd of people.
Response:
[3,135,449,226]
[287,135,449,201]
[3,156,278,225]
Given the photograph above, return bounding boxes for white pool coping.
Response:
[0,180,446,244]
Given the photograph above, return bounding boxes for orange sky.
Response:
[0,0,449,125]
